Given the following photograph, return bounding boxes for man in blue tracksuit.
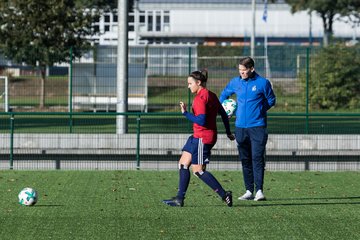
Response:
[220,57,276,201]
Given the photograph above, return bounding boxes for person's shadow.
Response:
[241,196,360,207]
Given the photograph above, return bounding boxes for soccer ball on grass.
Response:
[222,99,237,116]
[18,187,38,206]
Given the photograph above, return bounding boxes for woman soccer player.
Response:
[162,69,235,207]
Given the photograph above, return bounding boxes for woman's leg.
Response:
[176,151,192,200]
[192,164,232,206]
[192,164,226,198]
[162,151,192,207]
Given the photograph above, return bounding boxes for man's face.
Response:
[238,64,254,79]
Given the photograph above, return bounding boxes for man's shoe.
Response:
[223,191,233,207]
[162,197,184,207]
[238,190,254,200]
[254,190,266,201]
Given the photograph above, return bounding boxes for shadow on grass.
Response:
[163,196,360,208]
[33,204,64,207]
[235,196,360,208]
[267,196,360,201]
[161,200,360,208]
[241,201,360,208]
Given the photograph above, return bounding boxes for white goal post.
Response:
[0,76,9,112]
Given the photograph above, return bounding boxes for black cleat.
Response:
[162,197,184,207]
[223,191,233,207]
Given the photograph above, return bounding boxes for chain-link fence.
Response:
[2,45,359,114]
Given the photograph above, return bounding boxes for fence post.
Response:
[136,114,141,170]
[305,47,310,134]
[9,114,14,170]
[187,47,192,112]
[69,47,73,133]
[187,47,192,132]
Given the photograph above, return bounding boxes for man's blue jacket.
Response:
[219,72,276,128]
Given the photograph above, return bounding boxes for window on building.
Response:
[141,10,170,33]
[138,11,146,31]
[139,11,145,23]
[163,11,170,32]
[156,11,161,31]
[103,12,111,33]
[94,15,100,23]
[129,14,134,23]
[105,15,110,23]
[113,14,118,22]
[147,14,153,31]
[128,12,135,31]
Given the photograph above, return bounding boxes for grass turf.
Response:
[0,171,359,239]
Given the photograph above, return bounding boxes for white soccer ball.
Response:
[222,99,237,116]
[18,187,38,206]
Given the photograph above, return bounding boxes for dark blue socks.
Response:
[176,164,190,200]
[176,165,226,200]
[196,171,226,198]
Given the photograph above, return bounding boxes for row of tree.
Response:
[300,44,360,110]
[283,0,360,110]
[284,0,360,46]
[0,0,117,107]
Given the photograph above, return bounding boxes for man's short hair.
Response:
[239,57,255,69]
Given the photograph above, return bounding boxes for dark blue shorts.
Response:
[182,135,214,165]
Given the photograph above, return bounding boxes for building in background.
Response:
[91,0,358,46]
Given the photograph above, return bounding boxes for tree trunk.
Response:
[321,12,334,47]
[323,31,329,47]
[321,15,329,47]
[39,67,46,109]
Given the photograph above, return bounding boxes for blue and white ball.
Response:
[222,99,237,116]
[18,187,38,206]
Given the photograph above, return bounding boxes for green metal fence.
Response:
[2,112,360,135]
[1,111,360,171]
[1,45,360,170]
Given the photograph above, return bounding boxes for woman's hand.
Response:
[179,101,187,114]
[227,134,235,141]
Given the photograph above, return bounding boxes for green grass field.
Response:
[1,171,359,239]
